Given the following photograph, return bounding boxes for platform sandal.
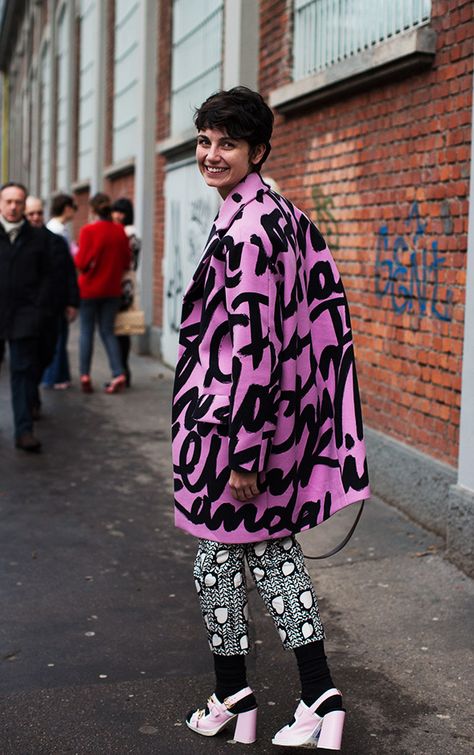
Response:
[272,688,345,749]
[186,686,257,744]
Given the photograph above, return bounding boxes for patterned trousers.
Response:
[193,536,325,655]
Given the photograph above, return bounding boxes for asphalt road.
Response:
[0,329,473,754]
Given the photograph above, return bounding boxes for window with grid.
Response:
[171,0,223,134]
[293,0,432,81]
[113,0,140,163]
[78,0,96,181]
[55,4,69,190]
[39,44,51,200]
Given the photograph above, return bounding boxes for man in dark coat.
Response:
[25,196,79,411]
[0,182,52,451]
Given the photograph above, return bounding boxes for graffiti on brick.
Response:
[312,186,339,251]
[375,201,453,321]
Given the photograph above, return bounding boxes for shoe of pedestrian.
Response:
[53,382,71,390]
[15,432,42,453]
[80,375,93,393]
[186,687,257,743]
[272,688,345,749]
[104,374,127,394]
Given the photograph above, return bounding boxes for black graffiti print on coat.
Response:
[172,172,370,544]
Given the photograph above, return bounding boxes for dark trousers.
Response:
[7,338,39,438]
[43,315,70,386]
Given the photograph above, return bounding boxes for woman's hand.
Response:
[229,470,260,501]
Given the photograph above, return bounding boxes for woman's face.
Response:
[196,128,265,199]
[112,210,126,225]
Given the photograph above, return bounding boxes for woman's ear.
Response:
[250,143,266,167]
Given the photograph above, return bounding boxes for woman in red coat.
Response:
[75,193,131,393]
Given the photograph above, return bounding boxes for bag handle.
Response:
[302,501,365,560]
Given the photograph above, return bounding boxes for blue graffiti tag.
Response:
[375,202,453,321]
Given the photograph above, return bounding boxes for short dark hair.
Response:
[194,86,274,170]
[111,197,134,226]
[89,192,111,220]
[0,181,28,198]
[51,193,77,217]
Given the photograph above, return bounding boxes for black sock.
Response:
[294,640,340,708]
[213,654,248,701]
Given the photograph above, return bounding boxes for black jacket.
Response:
[0,220,53,340]
[41,227,80,314]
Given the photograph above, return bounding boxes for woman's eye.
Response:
[223,142,235,149]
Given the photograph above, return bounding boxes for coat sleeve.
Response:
[74,226,92,272]
[224,238,282,473]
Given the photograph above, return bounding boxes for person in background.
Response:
[46,193,77,244]
[111,197,141,387]
[75,192,131,394]
[43,194,78,389]
[0,183,51,451]
[25,197,79,408]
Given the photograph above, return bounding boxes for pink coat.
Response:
[172,172,370,544]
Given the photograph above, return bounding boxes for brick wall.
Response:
[105,172,135,201]
[259,0,473,467]
[72,188,90,242]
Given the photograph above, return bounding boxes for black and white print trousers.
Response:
[193,536,325,655]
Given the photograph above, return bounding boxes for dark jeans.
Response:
[79,297,123,378]
[43,315,71,386]
[7,338,39,438]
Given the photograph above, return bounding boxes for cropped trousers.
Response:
[193,536,324,656]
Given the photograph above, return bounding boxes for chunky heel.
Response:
[272,688,344,749]
[233,708,257,744]
[317,709,345,750]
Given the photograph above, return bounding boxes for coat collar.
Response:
[183,172,271,301]
[213,171,271,234]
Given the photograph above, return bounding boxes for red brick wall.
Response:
[105,172,135,201]
[72,187,90,241]
[259,0,473,467]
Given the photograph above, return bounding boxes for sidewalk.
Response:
[0,326,472,754]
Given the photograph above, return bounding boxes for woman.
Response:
[75,193,131,394]
[172,87,370,749]
[111,197,141,387]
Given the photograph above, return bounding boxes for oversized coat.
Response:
[172,171,370,544]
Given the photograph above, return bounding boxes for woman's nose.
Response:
[207,144,220,161]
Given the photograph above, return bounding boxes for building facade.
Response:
[0,0,473,574]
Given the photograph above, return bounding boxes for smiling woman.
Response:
[196,131,265,199]
[172,86,369,750]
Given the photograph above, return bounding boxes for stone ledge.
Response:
[269,26,436,114]
[103,157,136,179]
[156,129,196,160]
[71,179,90,193]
